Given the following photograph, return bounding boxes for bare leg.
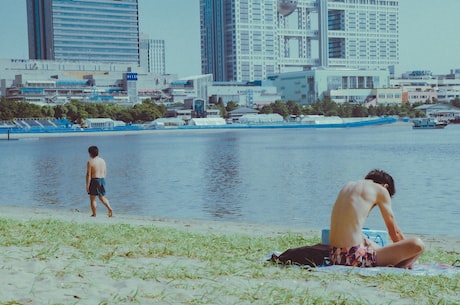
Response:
[90,195,97,217]
[375,237,424,269]
[98,195,113,217]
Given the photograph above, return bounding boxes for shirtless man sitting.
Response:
[86,146,113,217]
[329,169,424,268]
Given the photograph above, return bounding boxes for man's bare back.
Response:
[87,156,106,179]
[329,179,403,248]
[328,170,424,268]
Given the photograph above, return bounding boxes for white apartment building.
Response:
[140,34,166,74]
[270,68,390,105]
[201,0,399,82]
[391,69,460,103]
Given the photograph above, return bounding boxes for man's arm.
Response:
[376,186,405,242]
[382,210,405,242]
[86,161,92,193]
[102,159,107,177]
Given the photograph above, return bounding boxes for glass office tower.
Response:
[26,0,140,64]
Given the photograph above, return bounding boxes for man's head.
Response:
[88,146,99,158]
[365,169,395,197]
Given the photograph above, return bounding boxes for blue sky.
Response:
[0,0,459,77]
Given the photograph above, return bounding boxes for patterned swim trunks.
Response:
[329,239,377,267]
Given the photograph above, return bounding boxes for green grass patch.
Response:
[0,217,458,305]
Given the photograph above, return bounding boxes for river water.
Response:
[0,124,459,237]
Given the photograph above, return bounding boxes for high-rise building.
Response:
[26,0,140,64]
[200,0,399,82]
[140,34,166,74]
[319,0,399,70]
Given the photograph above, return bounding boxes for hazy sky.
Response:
[0,0,459,77]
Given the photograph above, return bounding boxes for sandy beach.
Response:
[0,205,458,305]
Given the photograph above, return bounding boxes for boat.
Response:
[447,116,460,124]
[412,118,448,129]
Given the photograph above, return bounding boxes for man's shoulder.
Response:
[343,179,371,188]
[359,179,385,189]
[342,179,384,199]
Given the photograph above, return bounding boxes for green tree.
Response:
[413,109,425,118]
[367,105,377,116]
[286,100,302,116]
[214,101,228,118]
[0,99,16,120]
[54,105,67,119]
[84,103,99,117]
[114,108,134,123]
[15,101,42,118]
[132,100,164,122]
[259,104,273,114]
[225,101,239,112]
[64,102,80,123]
[338,102,353,117]
[271,101,289,117]
[351,104,368,117]
[311,97,338,115]
[41,105,55,118]
[302,105,314,115]
[451,98,460,108]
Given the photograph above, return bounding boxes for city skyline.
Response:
[0,0,459,78]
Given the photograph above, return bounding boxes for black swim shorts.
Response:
[88,178,106,196]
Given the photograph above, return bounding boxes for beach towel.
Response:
[316,263,460,277]
[268,250,460,277]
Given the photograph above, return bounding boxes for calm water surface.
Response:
[1,125,459,237]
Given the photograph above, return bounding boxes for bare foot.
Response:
[108,210,113,217]
[91,214,96,217]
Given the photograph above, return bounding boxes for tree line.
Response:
[0,98,167,124]
[212,97,460,120]
[2,96,460,123]
[257,98,426,118]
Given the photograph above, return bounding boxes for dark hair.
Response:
[88,146,99,157]
[365,169,395,197]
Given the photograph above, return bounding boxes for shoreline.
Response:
[1,205,458,250]
[0,121,412,140]
[0,205,323,238]
[0,128,176,140]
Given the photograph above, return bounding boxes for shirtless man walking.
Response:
[329,169,424,268]
[86,146,113,217]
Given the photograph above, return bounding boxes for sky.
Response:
[0,0,459,78]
